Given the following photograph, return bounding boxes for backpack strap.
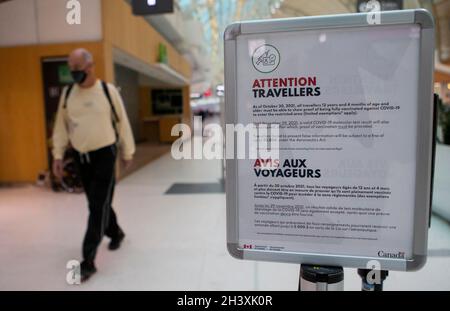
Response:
[62,81,120,142]
[101,81,120,122]
[101,81,120,142]
[63,84,74,109]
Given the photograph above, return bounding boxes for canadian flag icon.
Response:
[243,244,253,249]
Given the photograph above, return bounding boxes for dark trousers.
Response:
[74,144,122,263]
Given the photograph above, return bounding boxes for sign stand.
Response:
[298,265,389,291]
[357,269,389,291]
[224,9,436,288]
[298,265,344,291]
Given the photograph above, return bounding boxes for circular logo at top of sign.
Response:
[252,44,280,74]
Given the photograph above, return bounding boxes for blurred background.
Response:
[0,0,449,290]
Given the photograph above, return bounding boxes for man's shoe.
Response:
[108,230,125,251]
[80,261,97,283]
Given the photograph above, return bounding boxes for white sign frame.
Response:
[224,9,435,271]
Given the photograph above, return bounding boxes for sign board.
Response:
[224,10,435,271]
[131,0,173,16]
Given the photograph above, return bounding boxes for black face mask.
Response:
[70,70,88,84]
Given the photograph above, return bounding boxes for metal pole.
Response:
[298,264,344,291]
[357,269,389,291]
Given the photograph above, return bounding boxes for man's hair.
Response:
[80,49,93,64]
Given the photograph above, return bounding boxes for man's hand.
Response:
[121,158,133,171]
[53,159,64,180]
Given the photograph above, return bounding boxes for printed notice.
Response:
[235,24,421,259]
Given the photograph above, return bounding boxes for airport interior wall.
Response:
[101,0,192,80]
[114,63,141,141]
[0,0,192,183]
[0,42,107,183]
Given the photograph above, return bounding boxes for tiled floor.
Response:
[0,150,449,291]
[118,141,171,180]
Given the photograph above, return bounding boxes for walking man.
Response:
[52,48,135,282]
